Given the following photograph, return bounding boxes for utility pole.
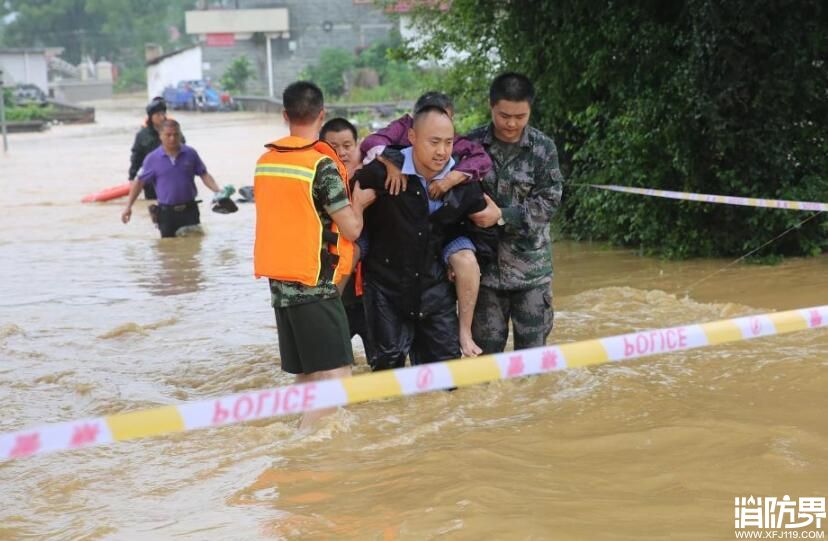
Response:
[266,36,274,98]
[0,68,8,154]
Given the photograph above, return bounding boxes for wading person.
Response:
[467,73,564,353]
[320,117,377,365]
[121,119,221,237]
[128,97,184,200]
[359,92,494,357]
[353,105,497,370]
[254,82,375,429]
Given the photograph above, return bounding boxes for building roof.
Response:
[0,48,48,55]
[185,8,289,34]
[145,45,200,67]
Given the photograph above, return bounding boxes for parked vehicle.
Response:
[12,83,49,106]
[162,80,237,112]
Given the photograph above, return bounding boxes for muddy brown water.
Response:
[1,96,826,540]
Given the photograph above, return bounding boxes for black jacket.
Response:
[353,158,492,316]
[128,125,160,180]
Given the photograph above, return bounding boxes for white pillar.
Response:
[266,35,274,98]
[0,69,8,153]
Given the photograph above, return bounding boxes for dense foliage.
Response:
[1,87,52,121]
[403,0,828,258]
[220,56,255,94]
[305,32,438,102]
[0,0,193,88]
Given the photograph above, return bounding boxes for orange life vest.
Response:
[354,260,364,297]
[254,135,355,288]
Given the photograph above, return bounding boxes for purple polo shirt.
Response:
[139,144,207,205]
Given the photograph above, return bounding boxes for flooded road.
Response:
[1,96,826,540]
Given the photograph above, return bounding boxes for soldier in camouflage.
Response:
[467,73,564,353]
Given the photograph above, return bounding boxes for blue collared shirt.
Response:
[400,147,455,215]
[401,148,475,263]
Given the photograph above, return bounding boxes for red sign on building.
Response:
[206,33,236,47]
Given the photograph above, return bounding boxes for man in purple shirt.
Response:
[121,119,222,237]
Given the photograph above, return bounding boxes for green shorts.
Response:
[275,297,354,375]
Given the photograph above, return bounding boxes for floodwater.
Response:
[0,96,826,540]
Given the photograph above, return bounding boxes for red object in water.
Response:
[81,182,132,203]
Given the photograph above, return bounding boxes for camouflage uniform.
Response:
[269,158,350,307]
[465,123,564,353]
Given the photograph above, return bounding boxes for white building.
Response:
[0,48,49,93]
[183,1,393,98]
[145,46,203,100]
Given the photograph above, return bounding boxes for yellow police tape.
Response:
[2,305,826,461]
[590,184,828,212]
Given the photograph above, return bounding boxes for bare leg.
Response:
[448,249,482,357]
[295,365,351,429]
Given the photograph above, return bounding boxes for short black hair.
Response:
[414,91,454,114]
[412,104,452,128]
[283,81,324,123]
[320,117,357,142]
[489,72,535,105]
[146,96,167,116]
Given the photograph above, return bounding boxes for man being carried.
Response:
[354,105,497,370]
[359,92,493,357]
[121,119,221,237]
[254,82,374,429]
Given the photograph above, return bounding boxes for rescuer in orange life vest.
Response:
[253,81,376,430]
[319,117,377,366]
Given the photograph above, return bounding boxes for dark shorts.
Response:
[275,297,354,375]
[154,201,200,238]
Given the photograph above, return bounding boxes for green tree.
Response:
[304,48,355,98]
[0,0,193,66]
[354,28,403,76]
[220,56,254,94]
[404,0,828,258]
[306,30,438,102]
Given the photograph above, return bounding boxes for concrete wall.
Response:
[0,50,49,93]
[50,81,112,103]
[234,95,283,113]
[146,47,204,99]
[189,0,394,98]
[200,38,268,96]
